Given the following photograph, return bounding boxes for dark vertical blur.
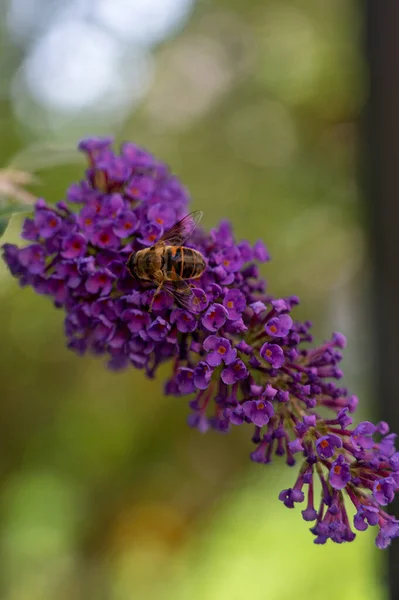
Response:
[364,1,399,596]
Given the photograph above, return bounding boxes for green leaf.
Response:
[0,207,32,242]
[0,218,8,237]
[0,205,33,219]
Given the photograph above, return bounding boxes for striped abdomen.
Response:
[164,246,205,280]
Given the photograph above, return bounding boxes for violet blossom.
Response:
[2,136,399,550]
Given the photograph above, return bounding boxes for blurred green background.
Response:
[0,1,386,598]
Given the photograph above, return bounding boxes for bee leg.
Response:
[148,282,164,313]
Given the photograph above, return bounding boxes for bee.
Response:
[127,210,206,312]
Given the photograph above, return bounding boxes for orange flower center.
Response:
[218,346,226,354]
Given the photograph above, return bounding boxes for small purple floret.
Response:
[279,488,305,508]
[221,359,248,384]
[193,362,213,390]
[329,455,351,490]
[352,421,376,450]
[243,400,274,427]
[265,314,293,338]
[201,303,228,332]
[170,308,198,333]
[223,289,246,320]
[260,343,285,368]
[176,368,196,394]
[316,434,342,459]
[373,477,397,506]
[85,269,115,296]
[61,233,87,259]
[203,335,237,367]
[147,317,171,341]
[354,505,380,531]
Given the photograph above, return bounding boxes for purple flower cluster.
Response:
[2,137,399,549]
[3,137,193,372]
[169,296,399,548]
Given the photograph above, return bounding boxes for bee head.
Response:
[126,252,137,278]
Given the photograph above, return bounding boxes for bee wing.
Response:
[157,211,203,247]
[163,274,202,313]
